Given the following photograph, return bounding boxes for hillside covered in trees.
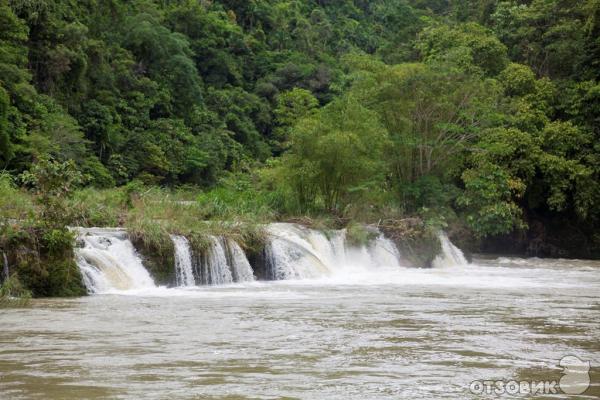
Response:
[1,0,599,263]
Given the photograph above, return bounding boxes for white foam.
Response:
[432,231,468,268]
[75,228,156,293]
[171,235,196,287]
[264,223,404,280]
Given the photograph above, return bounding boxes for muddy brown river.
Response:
[1,256,599,399]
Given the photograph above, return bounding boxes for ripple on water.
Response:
[0,257,599,399]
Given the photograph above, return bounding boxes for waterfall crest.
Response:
[75,228,156,293]
[432,231,468,268]
[204,236,234,285]
[75,224,468,293]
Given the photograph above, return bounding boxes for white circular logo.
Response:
[559,355,590,395]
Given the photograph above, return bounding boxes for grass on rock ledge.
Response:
[1,171,443,295]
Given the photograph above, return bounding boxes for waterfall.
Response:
[224,239,255,283]
[75,228,156,293]
[263,223,403,280]
[171,235,195,287]
[369,235,403,267]
[432,231,468,268]
[74,225,466,292]
[264,224,334,280]
[205,236,234,285]
[193,236,255,285]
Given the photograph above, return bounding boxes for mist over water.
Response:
[1,227,599,399]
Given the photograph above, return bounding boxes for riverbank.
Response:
[1,179,599,299]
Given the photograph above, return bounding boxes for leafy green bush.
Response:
[20,158,83,228]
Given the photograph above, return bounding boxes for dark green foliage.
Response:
[2,0,389,184]
[0,0,597,262]
[0,86,12,163]
[1,160,87,297]
[4,225,86,298]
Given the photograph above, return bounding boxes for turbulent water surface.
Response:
[1,256,599,399]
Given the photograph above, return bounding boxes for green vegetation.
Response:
[0,274,31,307]
[381,218,442,268]
[1,0,599,295]
[345,222,378,248]
[0,161,86,299]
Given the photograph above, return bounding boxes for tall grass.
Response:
[126,184,270,252]
[195,173,280,223]
[67,187,127,227]
[0,275,32,307]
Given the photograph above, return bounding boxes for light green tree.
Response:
[273,88,319,151]
[275,96,389,211]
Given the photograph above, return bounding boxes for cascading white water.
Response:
[432,231,468,268]
[75,228,156,293]
[265,224,331,279]
[225,239,255,283]
[264,223,403,280]
[171,235,195,287]
[195,236,256,285]
[368,235,403,267]
[78,229,256,289]
[203,237,234,285]
[74,224,467,293]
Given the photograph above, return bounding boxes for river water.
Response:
[1,257,599,399]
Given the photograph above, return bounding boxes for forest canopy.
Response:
[0,0,599,255]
